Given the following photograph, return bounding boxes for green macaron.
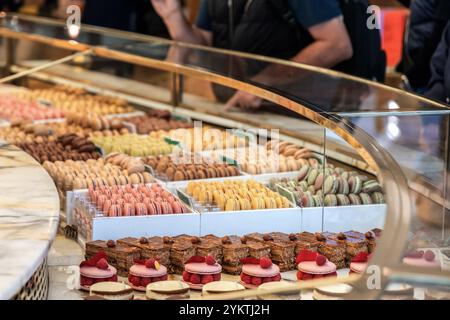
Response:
[301,193,315,207]
[307,169,319,186]
[362,180,382,193]
[337,177,350,195]
[313,195,323,207]
[348,193,362,205]
[371,192,385,204]
[314,172,324,191]
[323,175,339,195]
[336,194,351,206]
[324,194,338,207]
[359,192,373,205]
[297,165,311,181]
[298,181,309,192]
[348,176,363,194]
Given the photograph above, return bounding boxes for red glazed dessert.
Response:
[128,258,168,291]
[182,256,222,290]
[239,257,281,289]
[296,250,337,280]
[79,252,118,290]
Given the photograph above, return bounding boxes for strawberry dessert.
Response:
[79,251,117,290]
[296,250,337,280]
[182,255,222,290]
[349,252,370,274]
[128,258,168,291]
[239,257,281,289]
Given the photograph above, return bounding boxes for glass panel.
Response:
[2,13,449,115]
[114,42,450,115]
[2,13,450,298]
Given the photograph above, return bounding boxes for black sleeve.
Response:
[426,23,449,102]
[436,0,450,22]
[397,0,411,8]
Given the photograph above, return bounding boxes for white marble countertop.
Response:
[0,142,60,300]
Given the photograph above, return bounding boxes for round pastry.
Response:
[362,180,382,193]
[79,252,118,290]
[371,192,385,204]
[336,194,350,206]
[348,193,362,205]
[323,175,338,194]
[257,281,301,300]
[128,258,168,291]
[301,193,315,208]
[202,281,245,296]
[380,283,414,300]
[313,284,353,300]
[359,192,373,205]
[402,250,440,269]
[324,194,338,207]
[239,257,281,289]
[89,282,134,300]
[296,250,337,280]
[182,256,222,290]
[146,280,190,300]
[307,169,319,186]
[348,176,362,194]
[297,165,310,181]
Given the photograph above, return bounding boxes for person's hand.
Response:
[151,0,182,21]
[224,91,263,111]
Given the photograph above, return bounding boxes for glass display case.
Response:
[0,13,449,300]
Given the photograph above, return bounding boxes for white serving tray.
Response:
[91,213,201,240]
[199,208,302,236]
[302,204,386,233]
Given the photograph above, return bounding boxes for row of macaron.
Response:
[186,180,292,210]
[88,184,190,217]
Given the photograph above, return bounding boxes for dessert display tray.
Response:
[68,170,386,242]
[70,183,197,240]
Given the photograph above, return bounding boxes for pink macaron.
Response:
[79,252,117,291]
[349,252,370,274]
[296,250,337,281]
[182,256,222,290]
[239,257,281,289]
[349,262,367,274]
[128,259,168,291]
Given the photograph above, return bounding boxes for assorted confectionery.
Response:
[1,84,394,300]
[80,228,382,296]
[116,110,193,134]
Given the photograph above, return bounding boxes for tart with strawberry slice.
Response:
[239,257,281,289]
[296,250,337,281]
[128,258,168,291]
[182,255,222,290]
[79,251,118,291]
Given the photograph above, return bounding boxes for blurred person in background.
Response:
[82,0,137,32]
[80,0,169,37]
[426,21,450,105]
[399,0,450,93]
[152,0,385,110]
[0,0,24,11]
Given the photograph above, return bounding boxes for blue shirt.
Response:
[196,0,342,31]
